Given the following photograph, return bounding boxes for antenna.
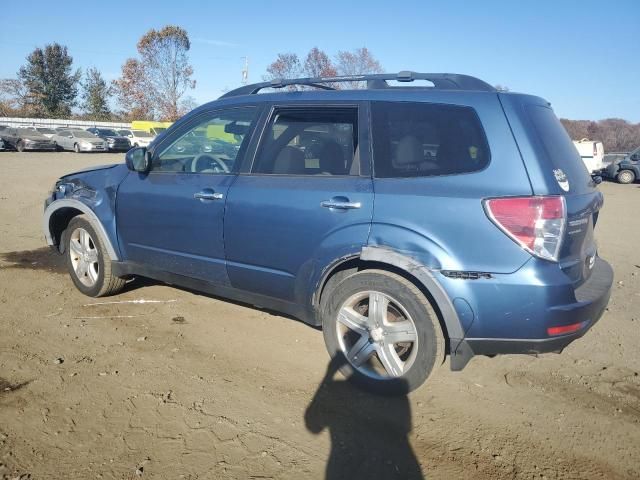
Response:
[241,57,249,85]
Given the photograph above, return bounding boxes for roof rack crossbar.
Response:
[220,72,495,98]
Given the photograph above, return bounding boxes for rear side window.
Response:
[253,107,358,176]
[526,105,590,181]
[371,101,490,178]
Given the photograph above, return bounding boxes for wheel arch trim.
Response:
[359,246,465,340]
[43,198,119,261]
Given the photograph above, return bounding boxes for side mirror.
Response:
[67,135,73,138]
[125,147,151,173]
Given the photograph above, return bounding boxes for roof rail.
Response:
[219,71,496,99]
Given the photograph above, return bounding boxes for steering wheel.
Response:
[190,153,230,173]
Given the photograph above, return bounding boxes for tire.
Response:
[321,269,444,395]
[74,143,80,153]
[616,169,635,184]
[64,215,126,297]
[16,141,25,152]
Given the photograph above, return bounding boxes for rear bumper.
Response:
[450,257,613,369]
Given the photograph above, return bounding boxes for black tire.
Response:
[73,143,80,153]
[16,141,25,152]
[616,169,635,184]
[321,269,444,395]
[64,215,126,297]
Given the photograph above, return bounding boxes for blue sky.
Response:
[1,0,638,121]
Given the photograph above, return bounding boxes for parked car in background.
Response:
[573,138,605,174]
[29,127,57,138]
[0,127,57,151]
[52,129,107,152]
[43,72,612,395]
[0,137,5,150]
[86,128,131,152]
[602,146,640,184]
[116,129,155,148]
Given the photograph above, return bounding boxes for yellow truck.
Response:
[131,121,173,136]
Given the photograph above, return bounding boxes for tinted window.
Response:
[253,108,358,176]
[527,105,590,182]
[371,101,490,178]
[154,107,257,174]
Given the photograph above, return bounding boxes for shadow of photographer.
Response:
[305,353,424,480]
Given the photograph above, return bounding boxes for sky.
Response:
[1,0,639,121]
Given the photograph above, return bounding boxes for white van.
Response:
[573,138,605,174]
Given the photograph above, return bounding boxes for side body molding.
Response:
[43,198,120,261]
[360,246,472,370]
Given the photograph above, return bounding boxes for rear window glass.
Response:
[371,101,490,178]
[526,105,590,180]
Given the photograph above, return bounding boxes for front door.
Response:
[224,104,373,303]
[116,106,259,283]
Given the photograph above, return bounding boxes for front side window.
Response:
[371,101,490,178]
[253,107,358,176]
[154,107,257,174]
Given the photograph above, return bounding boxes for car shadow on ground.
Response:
[0,247,66,274]
[305,353,424,480]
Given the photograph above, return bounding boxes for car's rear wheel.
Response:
[616,169,635,184]
[64,215,126,297]
[321,269,444,395]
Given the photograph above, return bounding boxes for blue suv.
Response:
[43,72,613,394]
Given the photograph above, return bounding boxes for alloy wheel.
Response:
[69,227,99,287]
[336,291,419,379]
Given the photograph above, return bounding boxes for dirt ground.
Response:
[0,152,639,480]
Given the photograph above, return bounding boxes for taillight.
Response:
[593,144,597,157]
[484,196,566,262]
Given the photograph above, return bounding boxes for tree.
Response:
[17,43,80,117]
[335,47,383,88]
[112,59,153,120]
[0,78,30,116]
[303,47,337,78]
[81,67,111,120]
[265,53,302,80]
[113,25,196,121]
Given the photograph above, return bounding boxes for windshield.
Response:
[98,129,118,136]
[36,128,56,134]
[74,130,97,139]
[117,130,130,136]
[132,130,152,137]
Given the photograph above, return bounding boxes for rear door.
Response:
[224,103,373,303]
[501,95,602,285]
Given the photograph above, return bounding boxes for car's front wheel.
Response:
[64,215,126,297]
[321,270,444,395]
[16,141,25,152]
[616,169,636,184]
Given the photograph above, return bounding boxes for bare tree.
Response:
[561,118,640,152]
[335,47,384,88]
[0,78,30,116]
[113,25,196,121]
[303,47,337,78]
[112,59,153,120]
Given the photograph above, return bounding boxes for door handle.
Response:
[320,199,361,210]
[194,191,224,201]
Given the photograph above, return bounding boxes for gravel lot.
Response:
[1,152,639,479]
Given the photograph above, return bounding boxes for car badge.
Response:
[587,254,595,270]
[553,168,570,192]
